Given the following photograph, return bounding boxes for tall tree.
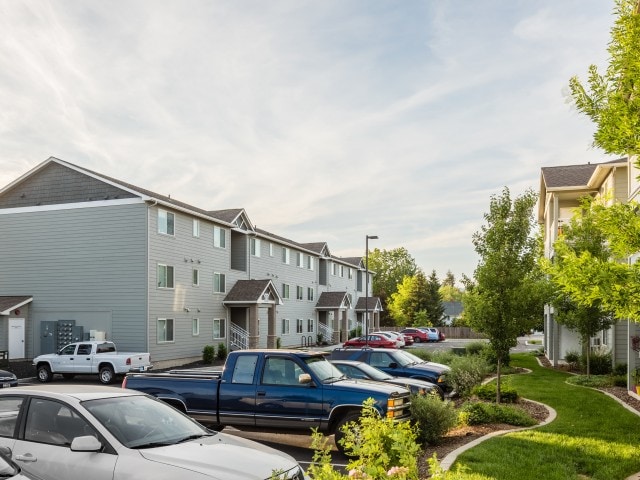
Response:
[425,270,445,326]
[367,247,418,326]
[569,0,640,158]
[463,187,548,402]
[544,197,614,375]
[387,271,430,326]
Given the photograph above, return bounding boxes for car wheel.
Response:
[99,366,115,384]
[334,411,362,456]
[37,365,52,383]
[413,337,421,343]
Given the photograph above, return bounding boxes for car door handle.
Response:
[257,390,266,396]
[15,453,37,463]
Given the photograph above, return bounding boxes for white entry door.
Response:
[8,319,25,359]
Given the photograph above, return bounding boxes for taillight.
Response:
[126,357,131,365]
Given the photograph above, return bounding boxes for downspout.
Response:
[146,200,157,354]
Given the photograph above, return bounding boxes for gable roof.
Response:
[316,291,352,310]
[0,296,33,315]
[538,158,627,222]
[354,296,383,312]
[223,280,282,305]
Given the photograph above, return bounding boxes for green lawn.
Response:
[451,353,640,480]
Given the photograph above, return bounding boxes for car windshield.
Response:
[390,350,425,366]
[354,363,393,380]
[83,394,212,449]
[304,356,345,382]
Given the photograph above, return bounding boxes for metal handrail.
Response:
[230,323,249,351]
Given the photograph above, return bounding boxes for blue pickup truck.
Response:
[123,349,412,453]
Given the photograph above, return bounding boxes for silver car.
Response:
[0,385,305,480]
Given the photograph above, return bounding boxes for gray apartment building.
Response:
[0,157,382,368]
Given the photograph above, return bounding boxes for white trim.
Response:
[0,297,33,316]
[0,198,143,215]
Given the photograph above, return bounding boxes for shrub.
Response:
[566,375,614,388]
[429,350,456,366]
[216,342,228,361]
[410,393,458,445]
[613,363,627,376]
[408,349,432,362]
[564,350,580,370]
[465,341,488,356]
[447,355,491,398]
[458,401,536,427]
[306,398,421,479]
[276,337,282,349]
[581,348,612,375]
[202,345,215,364]
[613,375,627,387]
[472,382,519,403]
[349,326,362,339]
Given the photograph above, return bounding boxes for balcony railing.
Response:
[230,323,249,351]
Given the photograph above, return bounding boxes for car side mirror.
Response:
[70,435,102,452]
[388,362,398,369]
[298,373,312,385]
[0,446,11,457]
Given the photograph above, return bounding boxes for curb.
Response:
[439,399,557,471]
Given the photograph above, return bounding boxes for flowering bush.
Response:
[306,398,419,480]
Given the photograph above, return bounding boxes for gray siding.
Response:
[0,202,148,355]
[0,162,136,209]
[147,207,233,362]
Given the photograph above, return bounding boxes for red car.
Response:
[399,328,430,343]
[401,334,414,346]
[343,334,397,348]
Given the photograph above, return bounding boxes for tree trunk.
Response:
[496,356,502,404]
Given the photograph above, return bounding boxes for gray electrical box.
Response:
[40,321,58,354]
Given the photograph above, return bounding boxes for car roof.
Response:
[0,384,143,402]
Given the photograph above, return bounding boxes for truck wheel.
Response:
[62,373,75,380]
[37,365,52,383]
[99,366,115,384]
[334,412,361,456]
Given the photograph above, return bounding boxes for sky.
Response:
[0,1,619,283]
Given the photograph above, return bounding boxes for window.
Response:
[307,319,314,332]
[349,268,353,279]
[213,318,226,339]
[296,319,303,333]
[0,397,23,437]
[296,286,303,300]
[307,287,314,301]
[232,354,258,384]
[24,399,94,446]
[158,209,175,235]
[269,243,274,256]
[281,319,290,335]
[282,283,290,299]
[282,247,290,264]
[192,318,200,336]
[157,318,174,343]
[262,357,304,386]
[250,237,261,257]
[307,256,314,270]
[192,219,200,237]
[213,226,226,248]
[340,265,344,277]
[192,268,199,286]
[331,263,337,276]
[214,273,226,293]
[157,264,174,288]
[296,252,303,268]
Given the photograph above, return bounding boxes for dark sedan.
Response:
[0,371,17,388]
[331,360,443,399]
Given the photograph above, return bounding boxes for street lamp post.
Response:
[364,234,378,347]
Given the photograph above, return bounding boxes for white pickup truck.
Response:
[33,341,152,384]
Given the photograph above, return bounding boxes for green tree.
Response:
[439,271,463,302]
[544,197,614,375]
[569,0,640,158]
[426,270,446,326]
[463,187,548,402]
[367,247,418,326]
[387,271,430,326]
[545,198,640,322]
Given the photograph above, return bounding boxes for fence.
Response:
[379,326,486,339]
